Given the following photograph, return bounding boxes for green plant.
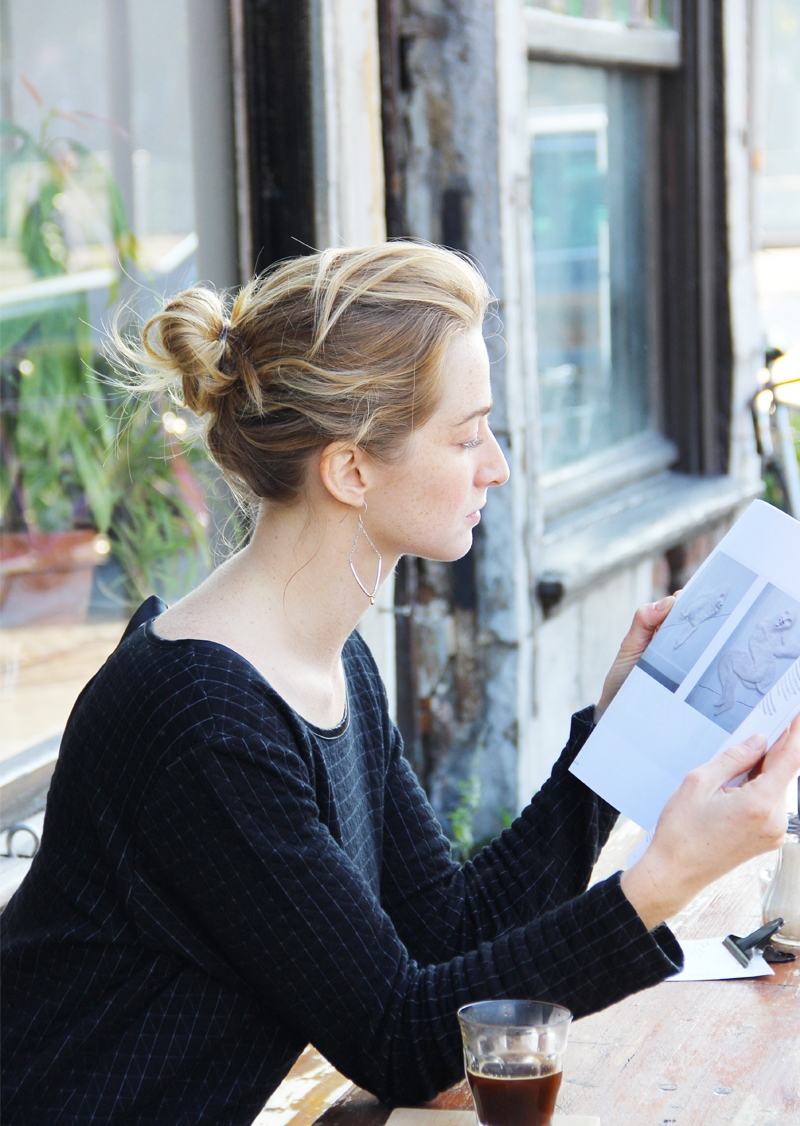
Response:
[0,81,136,283]
[1,336,211,602]
[1,86,210,606]
[106,397,211,602]
[448,774,481,864]
[1,301,113,533]
[1,86,138,536]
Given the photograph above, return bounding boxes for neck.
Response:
[223,498,397,670]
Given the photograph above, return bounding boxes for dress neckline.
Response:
[143,617,351,739]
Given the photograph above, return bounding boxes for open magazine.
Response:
[570,500,800,831]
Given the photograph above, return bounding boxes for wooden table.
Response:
[308,853,799,1126]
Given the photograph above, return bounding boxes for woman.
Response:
[2,243,797,1126]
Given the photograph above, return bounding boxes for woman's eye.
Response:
[462,436,483,449]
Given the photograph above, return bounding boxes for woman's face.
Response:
[366,326,510,562]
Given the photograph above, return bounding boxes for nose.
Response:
[479,430,510,488]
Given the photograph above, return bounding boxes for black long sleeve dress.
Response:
[1,609,682,1126]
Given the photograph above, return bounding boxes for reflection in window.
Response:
[526,0,678,29]
[529,61,657,473]
[0,1,232,794]
[754,0,800,246]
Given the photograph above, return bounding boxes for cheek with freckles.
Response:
[369,449,478,561]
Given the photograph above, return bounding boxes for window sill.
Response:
[536,472,762,610]
[541,431,678,520]
[0,735,61,831]
[525,8,681,69]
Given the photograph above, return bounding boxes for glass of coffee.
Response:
[457,1000,572,1126]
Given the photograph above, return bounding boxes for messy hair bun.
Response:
[117,242,490,505]
[141,287,237,416]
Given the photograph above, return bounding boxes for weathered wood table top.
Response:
[312,853,800,1126]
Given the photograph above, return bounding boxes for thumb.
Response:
[621,596,676,651]
[705,733,767,790]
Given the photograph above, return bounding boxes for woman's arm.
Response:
[132,728,679,1108]
[379,708,619,964]
[380,597,679,964]
[621,718,800,928]
[584,597,800,930]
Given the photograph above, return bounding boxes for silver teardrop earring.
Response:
[348,503,382,605]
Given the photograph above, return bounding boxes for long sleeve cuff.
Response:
[552,705,597,775]
[507,870,684,1019]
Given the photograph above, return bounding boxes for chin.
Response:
[417,530,474,563]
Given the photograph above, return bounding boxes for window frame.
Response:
[527,33,676,513]
[519,0,740,610]
[525,7,681,70]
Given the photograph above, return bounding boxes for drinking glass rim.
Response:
[457,1000,572,1029]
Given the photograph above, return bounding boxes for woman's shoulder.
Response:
[54,613,312,820]
[68,609,295,763]
[107,616,295,727]
[76,604,391,760]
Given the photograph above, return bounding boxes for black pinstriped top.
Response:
[1,606,681,1125]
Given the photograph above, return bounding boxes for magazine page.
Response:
[569,500,800,831]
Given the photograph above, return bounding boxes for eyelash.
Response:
[462,437,483,450]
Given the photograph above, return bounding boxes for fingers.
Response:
[646,595,676,624]
[747,755,765,781]
[756,715,800,793]
[597,596,681,721]
[623,596,676,650]
[702,717,800,798]
[702,733,768,790]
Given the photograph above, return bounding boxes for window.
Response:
[523,3,680,88]
[0,0,237,844]
[529,60,659,474]
[525,1,741,584]
[526,1,678,30]
[753,0,800,248]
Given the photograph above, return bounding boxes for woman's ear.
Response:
[318,442,369,509]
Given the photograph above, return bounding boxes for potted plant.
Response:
[0,88,209,625]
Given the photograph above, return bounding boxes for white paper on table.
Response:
[387,1110,600,1126]
[666,938,775,981]
[570,500,800,833]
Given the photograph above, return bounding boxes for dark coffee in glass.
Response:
[458,1001,572,1126]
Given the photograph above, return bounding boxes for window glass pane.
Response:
[754,0,800,246]
[529,60,657,473]
[526,0,678,30]
[0,1,233,798]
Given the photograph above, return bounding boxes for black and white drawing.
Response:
[673,588,730,647]
[686,584,800,733]
[637,553,757,692]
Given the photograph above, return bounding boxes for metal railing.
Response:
[751,347,800,518]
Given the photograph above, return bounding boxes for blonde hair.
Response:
[119,242,490,504]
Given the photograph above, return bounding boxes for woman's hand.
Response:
[594,596,677,721]
[621,717,800,931]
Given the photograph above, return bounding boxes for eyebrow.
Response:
[454,402,493,427]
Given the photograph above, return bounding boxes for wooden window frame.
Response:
[230,0,316,275]
[525,7,680,69]
[526,0,733,503]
